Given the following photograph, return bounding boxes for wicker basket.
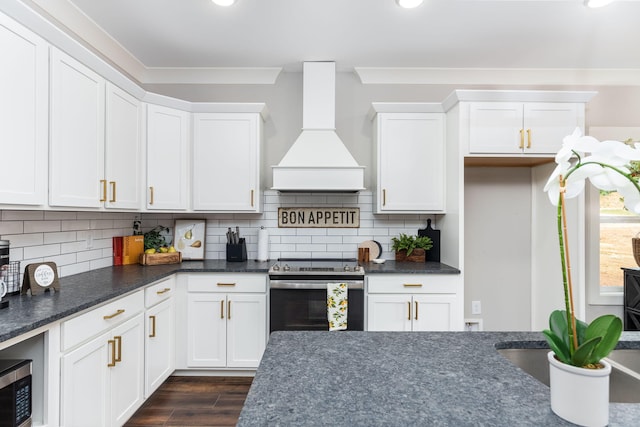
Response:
[633,237,640,267]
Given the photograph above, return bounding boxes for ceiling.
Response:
[24,0,640,84]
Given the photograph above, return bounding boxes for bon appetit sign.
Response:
[278,207,360,228]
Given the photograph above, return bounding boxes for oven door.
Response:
[269,280,364,332]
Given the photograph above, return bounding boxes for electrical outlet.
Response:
[471,300,481,315]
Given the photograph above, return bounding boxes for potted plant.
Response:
[391,233,432,262]
[542,128,640,426]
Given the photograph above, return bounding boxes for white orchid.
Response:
[543,128,640,368]
[544,128,640,214]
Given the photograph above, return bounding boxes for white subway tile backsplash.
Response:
[0,191,436,279]
[23,244,60,259]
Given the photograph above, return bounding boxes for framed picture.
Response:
[174,219,206,260]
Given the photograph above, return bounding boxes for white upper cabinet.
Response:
[372,106,445,213]
[0,15,48,206]
[192,112,263,212]
[145,104,189,210]
[49,48,105,208]
[445,90,596,159]
[468,102,583,155]
[105,83,143,209]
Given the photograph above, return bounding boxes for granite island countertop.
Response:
[237,331,640,426]
[0,260,459,345]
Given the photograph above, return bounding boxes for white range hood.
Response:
[272,62,365,192]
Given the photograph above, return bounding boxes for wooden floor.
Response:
[124,376,253,427]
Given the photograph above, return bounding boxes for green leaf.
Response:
[586,315,622,363]
[571,336,602,367]
[549,310,570,350]
[543,329,571,364]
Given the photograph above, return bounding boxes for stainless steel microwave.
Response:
[0,359,32,427]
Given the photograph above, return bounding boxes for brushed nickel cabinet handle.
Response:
[114,335,122,362]
[109,181,116,202]
[100,179,107,202]
[103,309,125,320]
[149,315,156,338]
[251,189,254,207]
[108,339,116,367]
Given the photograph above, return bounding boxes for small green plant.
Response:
[391,233,432,256]
[143,226,169,251]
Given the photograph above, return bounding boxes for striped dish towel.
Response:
[327,282,348,331]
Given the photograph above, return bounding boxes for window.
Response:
[599,191,638,291]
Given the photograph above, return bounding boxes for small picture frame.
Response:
[174,219,206,260]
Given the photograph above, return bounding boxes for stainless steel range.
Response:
[268,258,365,332]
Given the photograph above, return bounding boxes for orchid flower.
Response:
[542,128,640,367]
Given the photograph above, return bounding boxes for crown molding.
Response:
[354,67,640,86]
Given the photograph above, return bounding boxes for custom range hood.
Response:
[272,62,365,192]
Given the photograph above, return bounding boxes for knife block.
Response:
[226,238,247,262]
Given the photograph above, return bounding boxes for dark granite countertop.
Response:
[238,331,640,426]
[0,260,458,345]
[364,260,460,274]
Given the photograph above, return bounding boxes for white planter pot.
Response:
[547,351,611,427]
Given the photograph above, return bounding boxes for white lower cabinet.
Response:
[367,275,462,331]
[60,291,145,427]
[185,274,267,369]
[144,277,175,397]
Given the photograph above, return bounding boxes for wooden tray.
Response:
[139,252,182,265]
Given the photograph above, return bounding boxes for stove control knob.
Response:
[344,265,351,272]
[283,264,291,271]
[354,265,362,272]
[272,264,280,271]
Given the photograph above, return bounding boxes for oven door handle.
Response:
[269,280,364,290]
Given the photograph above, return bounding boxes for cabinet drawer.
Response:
[145,276,175,308]
[61,290,144,351]
[186,273,266,293]
[367,275,459,294]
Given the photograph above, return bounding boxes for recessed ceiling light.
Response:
[396,0,424,9]
[584,0,615,7]
[211,0,236,6]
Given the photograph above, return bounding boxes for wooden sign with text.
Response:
[278,207,360,228]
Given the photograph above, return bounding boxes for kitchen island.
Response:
[237,331,640,426]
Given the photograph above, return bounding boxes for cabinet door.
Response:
[226,294,266,368]
[49,48,105,207]
[110,314,145,426]
[367,294,412,331]
[523,103,581,154]
[105,83,142,209]
[0,15,48,205]
[186,293,227,367]
[377,113,445,212]
[146,104,189,210]
[412,294,457,332]
[468,102,523,154]
[61,333,110,427]
[145,298,175,397]
[192,113,261,211]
